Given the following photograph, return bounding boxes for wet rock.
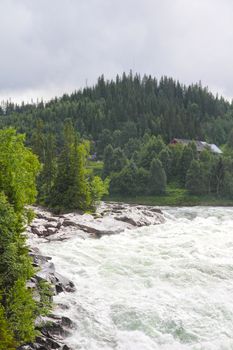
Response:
[115,216,138,226]
[149,207,162,214]
[39,315,75,340]
[54,273,76,293]
[62,219,78,227]
[36,336,61,348]
[61,316,75,328]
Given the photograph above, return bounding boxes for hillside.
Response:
[1,73,233,205]
[0,73,232,153]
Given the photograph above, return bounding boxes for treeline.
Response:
[0,129,41,349]
[103,135,233,198]
[1,73,233,201]
[0,73,233,155]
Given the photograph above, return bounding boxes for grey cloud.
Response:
[0,0,232,102]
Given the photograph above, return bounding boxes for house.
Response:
[170,138,222,154]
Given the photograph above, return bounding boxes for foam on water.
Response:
[38,207,233,349]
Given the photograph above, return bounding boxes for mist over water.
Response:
[39,207,233,349]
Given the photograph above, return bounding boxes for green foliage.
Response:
[110,163,138,195]
[0,304,17,350]
[112,148,128,173]
[139,135,165,169]
[31,119,45,162]
[186,160,204,195]
[90,176,109,206]
[158,147,171,179]
[0,193,36,345]
[0,129,42,347]
[0,128,40,212]
[36,280,53,316]
[103,144,114,177]
[38,133,57,203]
[50,121,108,211]
[179,145,194,184]
[6,279,36,344]
[148,158,167,195]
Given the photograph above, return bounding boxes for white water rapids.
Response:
[38,207,233,349]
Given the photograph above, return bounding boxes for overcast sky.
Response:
[1,0,233,103]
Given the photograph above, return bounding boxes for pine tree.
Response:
[31,118,45,162]
[50,120,76,209]
[38,133,57,202]
[68,140,91,211]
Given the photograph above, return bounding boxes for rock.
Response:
[56,303,70,310]
[61,316,75,328]
[115,216,138,226]
[47,227,58,235]
[40,319,72,339]
[54,273,76,293]
[149,207,162,214]
[36,336,61,348]
[62,219,77,227]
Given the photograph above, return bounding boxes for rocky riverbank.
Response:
[28,202,164,241]
[22,202,164,350]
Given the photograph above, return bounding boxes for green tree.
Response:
[31,118,45,162]
[186,160,204,195]
[38,133,57,202]
[90,176,109,206]
[110,162,138,195]
[68,141,91,211]
[148,158,166,195]
[199,149,213,194]
[179,145,194,184]
[0,305,16,350]
[227,128,233,149]
[50,120,77,209]
[158,148,171,180]
[112,147,128,173]
[6,279,36,344]
[0,128,40,212]
[0,194,33,290]
[139,135,165,169]
[103,144,114,177]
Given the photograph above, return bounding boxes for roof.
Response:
[171,138,222,154]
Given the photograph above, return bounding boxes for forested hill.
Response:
[0,73,233,154]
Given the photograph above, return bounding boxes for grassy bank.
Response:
[104,186,233,207]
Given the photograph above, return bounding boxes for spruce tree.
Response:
[38,133,57,202]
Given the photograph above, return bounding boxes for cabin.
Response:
[170,138,222,154]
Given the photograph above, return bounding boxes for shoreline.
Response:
[22,202,165,350]
[105,195,233,207]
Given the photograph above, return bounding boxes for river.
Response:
[38,207,233,349]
